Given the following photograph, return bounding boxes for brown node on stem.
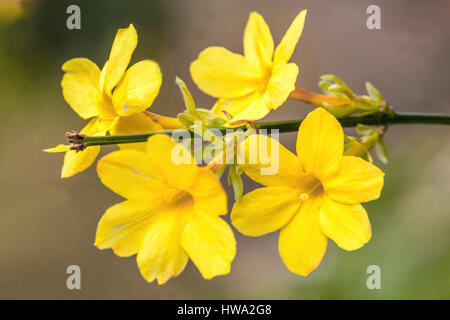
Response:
[65,130,86,143]
[70,143,87,152]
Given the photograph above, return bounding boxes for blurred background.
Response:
[0,0,449,299]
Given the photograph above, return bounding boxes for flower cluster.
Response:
[45,10,386,284]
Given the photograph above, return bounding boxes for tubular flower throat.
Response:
[190,10,307,125]
[231,108,384,276]
[95,135,236,284]
[47,24,165,178]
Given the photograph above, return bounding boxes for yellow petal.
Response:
[112,60,162,116]
[61,58,101,119]
[62,147,100,179]
[296,108,343,180]
[97,149,166,199]
[61,118,105,178]
[181,212,236,279]
[239,134,304,188]
[109,112,164,152]
[244,12,274,72]
[103,24,138,95]
[266,62,298,109]
[146,134,198,190]
[190,168,227,216]
[211,92,261,120]
[279,193,328,276]
[190,46,260,98]
[319,196,371,251]
[323,156,384,204]
[95,198,162,257]
[273,10,307,66]
[137,212,189,284]
[0,1,24,25]
[95,113,116,132]
[144,111,186,129]
[43,144,71,153]
[228,94,271,124]
[231,186,301,236]
[99,60,109,93]
[97,64,118,118]
[225,63,298,123]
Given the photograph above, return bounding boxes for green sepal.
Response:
[196,108,218,118]
[360,130,379,151]
[320,74,355,98]
[318,80,332,94]
[327,83,354,99]
[356,123,374,135]
[177,112,195,128]
[175,77,201,119]
[208,117,227,128]
[344,136,372,162]
[375,136,389,164]
[366,82,383,105]
[355,95,378,111]
[228,164,243,201]
[215,164,227,179]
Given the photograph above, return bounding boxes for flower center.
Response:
[257,65,273,94]
[98,93,118,119]
[163,188,193,206]
[298,174,323,201]
[299,193,309,201]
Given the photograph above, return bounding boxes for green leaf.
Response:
[228,164,243,201]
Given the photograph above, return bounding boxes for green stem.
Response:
[80,112,450,147]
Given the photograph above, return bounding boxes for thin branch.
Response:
[71,112,450,147]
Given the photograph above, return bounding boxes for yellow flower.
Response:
[43,144,71,153]
[95,135,236,284]
[0,0,25,26]
[231,108,384,276]
[190,10,307,125]
[51,24,164,178]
